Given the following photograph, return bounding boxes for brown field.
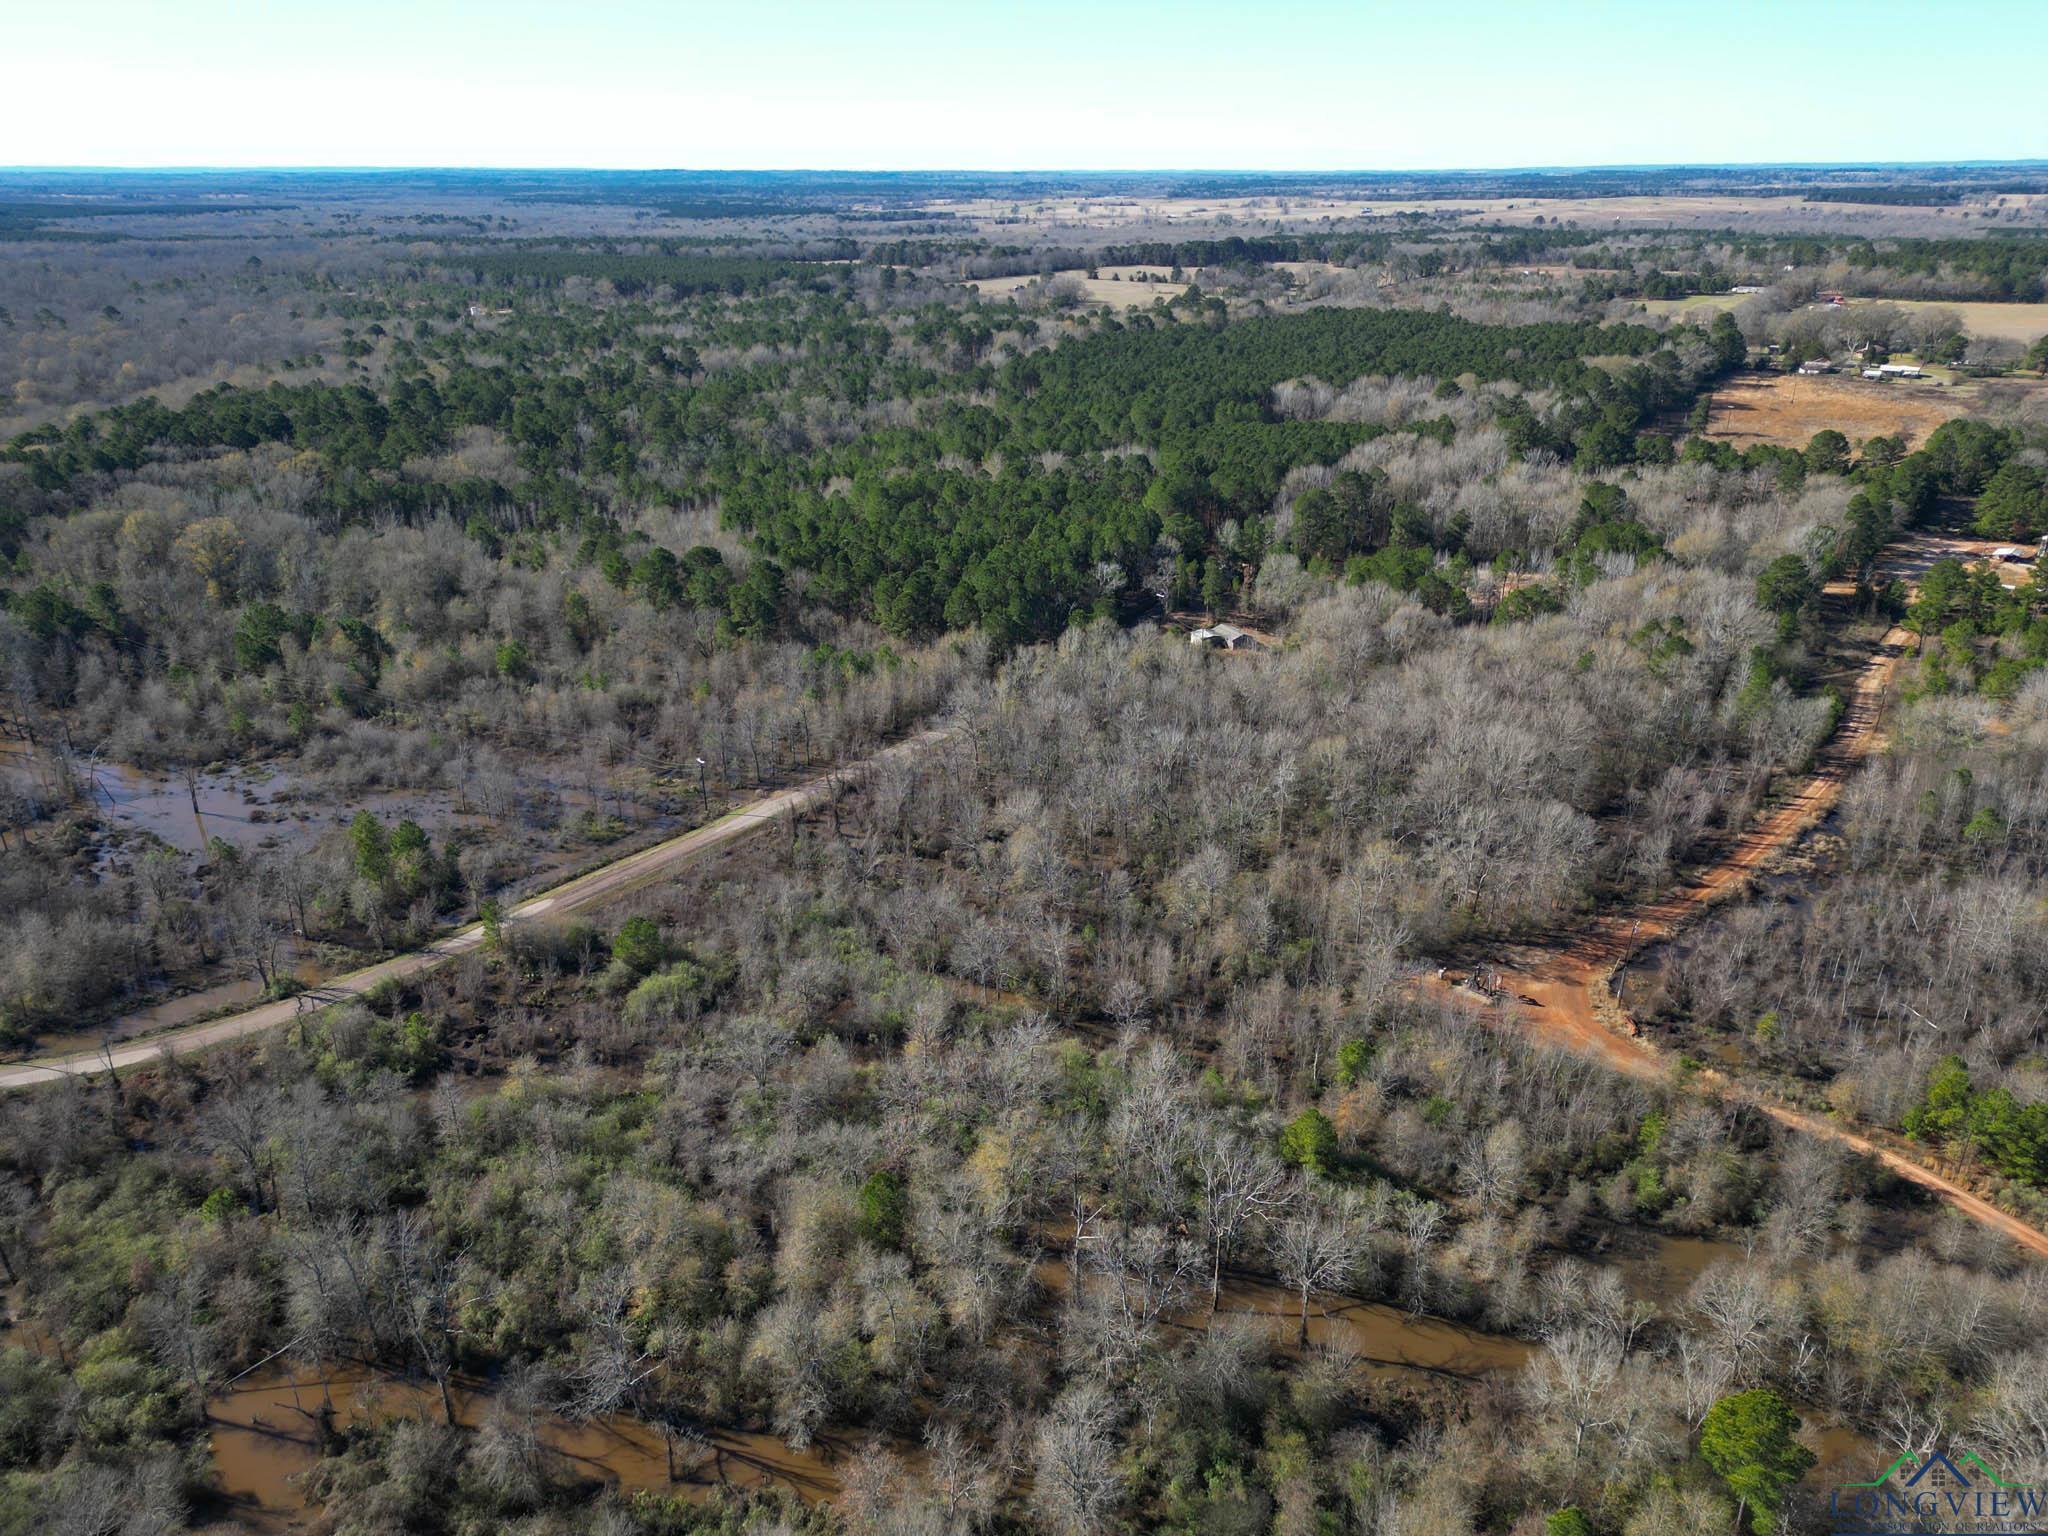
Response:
[1841,297,2048,345]
[1704,372,1964,449]
[923,192,2048,235]
[1640,293,1761,319]
[966,269,1190,307]
[1647,294,2048,345]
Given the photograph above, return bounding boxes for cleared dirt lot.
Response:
[1705,372,1963,448]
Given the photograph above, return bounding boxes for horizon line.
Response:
[5,158,2048,177]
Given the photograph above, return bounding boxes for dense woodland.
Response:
[2,172,2048,1536]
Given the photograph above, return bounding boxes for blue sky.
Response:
[6,0,2044,170]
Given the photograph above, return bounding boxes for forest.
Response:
[2,169,2048,1536]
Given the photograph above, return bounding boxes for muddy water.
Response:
[1588,1222,1750,1302]
[11,953,337,1064]
[2,737,653,863]
[1212,1276,1532,1375]
[207,1364,844,1532]
[1032,1256,1534,1378]
[194,1215,1761,1525]
[1,738,313,859]
[161,1217,1856,1528]
[206,1259,1536,1530]
[87,761,280,856]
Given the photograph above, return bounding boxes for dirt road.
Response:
[0,726,954,1092]
[1443,531,2048,1260]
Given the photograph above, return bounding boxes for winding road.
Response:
[0,725,955,1092]
[9,531,2042,1258]
[1439,530,2048,1259]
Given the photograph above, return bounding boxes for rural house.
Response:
[1190,623,1261,651]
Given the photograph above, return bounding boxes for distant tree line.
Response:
[5,301,1732,647]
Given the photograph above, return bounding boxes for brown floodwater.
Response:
[206,1364,848,1533]
[192,1210,1800,1528]
[87,760,278,856]
[1594,1223,1750,1302]
[13,1217,1854,1530]
[6,952,337,1065]
[1,736,658,865]
[1216,1274,1534,1374]
[204,1257,1537,1531]
[1031,1255,1535,1378]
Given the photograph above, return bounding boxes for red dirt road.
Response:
[1441,533,2048,1260]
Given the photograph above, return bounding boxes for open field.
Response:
[1842,296,2048,345]
[926,191,2048,238]
[966,269,1190,306]
[1704,371,1965,448]
[1640,293,1761,318]
[928,194,1439,225]
[1642,294,2048,344]
[1464,193,2038,228]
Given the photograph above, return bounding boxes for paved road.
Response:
[0,725,956,1091]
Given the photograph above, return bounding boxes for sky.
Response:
[6,0,2045,171]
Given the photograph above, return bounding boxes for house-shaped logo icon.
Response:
[1832,1447,2042,1531]
[1843,1448,2030,1493]
[1900,1451,1975,1490]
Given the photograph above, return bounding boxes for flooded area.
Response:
[206,1363,845,1533]
[198,1223,1855,1530]
[12,951,337,1063]
[1589,1220,1751,1301]
[1212,1275,1532,1375]
[1,732,684,1058]
[86,759,283,857]
[204,1262,1535,1531]
[0,1218,1867,1531]
[1,735,672,868]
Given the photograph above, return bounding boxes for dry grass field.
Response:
[966,269,1190,307]
[922,192,2048,241]
[1639,294,1757,319]
[1704,372,1964,449]
[1643,294,2048,344]
[1841,297,2048,345]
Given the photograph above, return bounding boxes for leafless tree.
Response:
[1192,1128,1292,1306]
[385,1211,462,1426]
[1032,1382,1124,1536]
[1524,1326,1624,1459]
[1268,1188,1372,1348]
